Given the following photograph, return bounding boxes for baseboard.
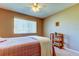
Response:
[64,47,79,54]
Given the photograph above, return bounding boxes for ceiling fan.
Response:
[15,3,47,12]
[26,3,46,12]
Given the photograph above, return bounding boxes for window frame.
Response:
[13,17,37,34]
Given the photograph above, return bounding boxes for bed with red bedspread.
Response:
[0,36,55,56]
[0,37,41,56]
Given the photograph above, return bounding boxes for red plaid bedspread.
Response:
[0,42,41,56]
[0,37,41,56]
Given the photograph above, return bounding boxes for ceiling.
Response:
[0,3,76,18]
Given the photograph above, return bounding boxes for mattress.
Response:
[0,37,41,56]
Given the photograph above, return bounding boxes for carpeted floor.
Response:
[55,47,79,56]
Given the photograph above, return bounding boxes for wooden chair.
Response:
[50,33,64,56]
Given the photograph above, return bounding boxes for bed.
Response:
[0,36,53,56]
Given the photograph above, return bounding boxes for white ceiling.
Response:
[0,3,76,18]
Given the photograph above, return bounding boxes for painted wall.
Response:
[44,4,79,51]
[0,8,43,37]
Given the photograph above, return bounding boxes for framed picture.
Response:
[56,21,60,27]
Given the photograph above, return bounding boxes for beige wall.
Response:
[0,8,43,37]
[44,4,79,51]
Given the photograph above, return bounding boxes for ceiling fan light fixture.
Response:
[32,3,41,12]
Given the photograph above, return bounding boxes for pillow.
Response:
[0,38,7,43]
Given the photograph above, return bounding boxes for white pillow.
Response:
[0,38,7,42]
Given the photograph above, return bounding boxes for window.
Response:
[14,17,37,34]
